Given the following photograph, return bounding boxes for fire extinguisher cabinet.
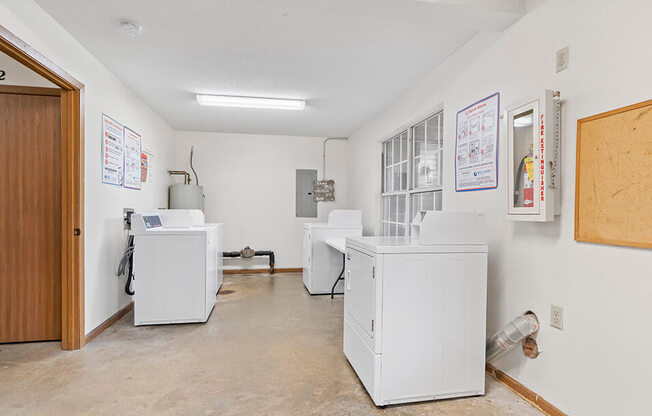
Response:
[506,90,561,222]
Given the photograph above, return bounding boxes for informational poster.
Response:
[101,114,124,186]
[455,92,500,191]
[141,148,154,184]
[123,127,142,190]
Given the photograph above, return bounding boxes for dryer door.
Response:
[344,248,376,338]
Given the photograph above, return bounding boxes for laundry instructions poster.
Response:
[455,92,500,191]
[123,127,142,189]
[101,114,124,186]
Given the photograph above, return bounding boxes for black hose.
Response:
[117,235,136,295]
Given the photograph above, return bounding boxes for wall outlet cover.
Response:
[556,46,569,73]
[550,304,564,329]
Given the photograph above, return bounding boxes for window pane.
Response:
[393,165,400,191]
[400,161,408,190]
[414,123,425,159]
[401,134,408,162]
[434,191,442,210]
[422,189,435,210]
[393,136,401,163]
[385,140,393,166]
[397,224,406,237]
[397,195,406,223]
[383,196,390,221]
[410,193,420,223]
[413,112,443,189]
[390,195,397,222]
[390,223,397,236]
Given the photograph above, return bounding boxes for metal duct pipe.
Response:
[322,137,347,180]
[486,312,539,361]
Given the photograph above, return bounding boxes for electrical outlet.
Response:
[550,304,564,330]
[556,46,569,73]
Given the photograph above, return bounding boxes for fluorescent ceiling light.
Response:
[196,94,306,110]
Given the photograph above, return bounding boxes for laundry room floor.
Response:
[0,273,543,416]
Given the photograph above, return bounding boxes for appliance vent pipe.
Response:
[486,312,539,361]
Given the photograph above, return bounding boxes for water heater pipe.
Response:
[322,137,347,180]
[190,146,199,186]
[486,312,539,361]
[168,170,191,185]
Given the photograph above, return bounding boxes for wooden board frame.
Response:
[575,99,652,248]
[0,25,85,350]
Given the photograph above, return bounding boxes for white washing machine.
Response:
[131,210,223,326]
[343,211,488,406]
[303,210,362,295]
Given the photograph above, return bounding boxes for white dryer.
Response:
[131,210,223,326]
[343,211,488,406]
[303,210,362,295]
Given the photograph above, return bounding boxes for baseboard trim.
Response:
[486,363,567,416]
[223,268,302,275]
[83,301,133,346]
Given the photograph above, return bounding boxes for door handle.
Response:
[346,270,351,291]
[73,228,81,236]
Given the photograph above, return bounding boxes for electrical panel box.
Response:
[506,90,561,222]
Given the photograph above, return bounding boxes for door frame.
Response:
[0,25,85,350]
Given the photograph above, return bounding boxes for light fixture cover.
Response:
[196,94,306,110]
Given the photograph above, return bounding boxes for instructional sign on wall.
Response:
[123,127,142,190]
[455,92,500,191]
[101,114,124,186]
[141,148,154,184]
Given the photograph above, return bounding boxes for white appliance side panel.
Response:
[302,268,312,291]
[380,253,487,402]
[344,318,382,405]
[308,228,362,294]
[303,228,312,270]
[205,227,217,316]
[134,234,206,324]
[344,247,376,339]
[216,225,224,291]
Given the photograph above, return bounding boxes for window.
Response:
[381,111,443,236]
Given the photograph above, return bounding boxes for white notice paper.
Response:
[455,92,500,191]
[123,127,142,190]
[102,114,124,186]
[141,148,154,184]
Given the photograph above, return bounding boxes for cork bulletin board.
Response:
[575,99,652,248]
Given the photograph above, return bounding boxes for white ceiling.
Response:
[35,0,530,137]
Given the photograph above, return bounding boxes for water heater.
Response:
[169,184,204,210]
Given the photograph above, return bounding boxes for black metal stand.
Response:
[330,252,345,299]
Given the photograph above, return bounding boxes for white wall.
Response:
[0,50,56,87]
[173,131,349,269]
[0,0,175,334]
[347,0,652,415]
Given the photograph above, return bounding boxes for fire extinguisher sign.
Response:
[455,92,500,192]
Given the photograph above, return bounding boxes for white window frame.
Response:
[381,109,444,236]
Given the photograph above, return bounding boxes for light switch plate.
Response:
[556,46,569,72]
[550,304,564,329]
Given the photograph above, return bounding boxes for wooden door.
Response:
[0,89,62,343]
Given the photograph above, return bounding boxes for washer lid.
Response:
[345,236,488,254]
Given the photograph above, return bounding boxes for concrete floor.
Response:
[0,273,542,416]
